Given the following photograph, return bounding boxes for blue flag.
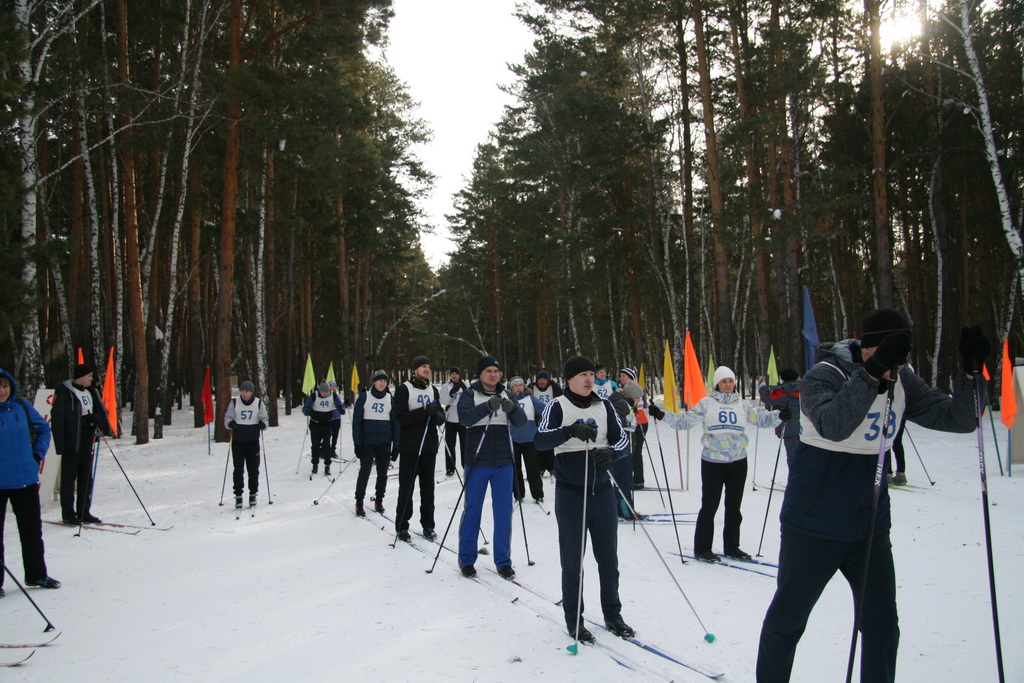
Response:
[802,286,819,373]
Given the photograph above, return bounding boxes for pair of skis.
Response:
[0,631,61,667]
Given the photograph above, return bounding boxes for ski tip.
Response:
[566,644,578,655]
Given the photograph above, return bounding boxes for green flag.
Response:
[767,346,780,386]
[705,353,717,393]
[326,362,337,385]
[302,354,316,395]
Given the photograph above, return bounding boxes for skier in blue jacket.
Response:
[352,369,400,517]
[755,310,989,683]
[0,368,60,594]
[508,376,546,503]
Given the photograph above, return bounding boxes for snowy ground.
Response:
[2,399,1021,682]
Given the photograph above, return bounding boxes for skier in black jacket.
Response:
[224,380,269,510]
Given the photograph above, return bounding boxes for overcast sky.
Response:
[383,0,536,269]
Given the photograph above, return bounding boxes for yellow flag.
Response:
[705,352,717,394]
[350,363,361,397]
[767,346,779,386]
[326,362,337,385]
[301,353,316,395]
[638,363,646,389]
[663,340,680,412]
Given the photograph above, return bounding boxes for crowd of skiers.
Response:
[1,306,992,683]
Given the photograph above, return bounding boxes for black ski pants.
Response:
[630,423,648,486]
[355,442,390,502]
[757,528,899,683]
[395,450,436,532]
[555,482,622,631]
[443,422,465,473]
[694,457,747,555]
[231,439,261,497]
[60,429,97,520]
[512,441,544,501]
[309,422,333,468]
[329,418,342,454]
[0,485,48,587]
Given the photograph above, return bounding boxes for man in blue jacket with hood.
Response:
[0,368,60,594]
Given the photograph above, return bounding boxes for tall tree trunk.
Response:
[866,0,893,307]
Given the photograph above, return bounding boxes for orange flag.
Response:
[682,332,707,409]
[1001,340,1016,429]
[982,364,991,381]
[101,347,119,437]
[201,366,214,425]
[77,348,85,364]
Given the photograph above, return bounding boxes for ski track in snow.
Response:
[2,402,1021,681]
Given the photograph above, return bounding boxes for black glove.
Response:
[777,408,792,421]
[449,387,459,397]
[647,403,665,420]
[455,380,467,392]
[228,420,237,430]
[33,453,42,464]
[486,394,502,411]
[354,444,365,458]
[568,421,598,442]
[959,325,991,374]
[259,422,267,430]
[390,447,400,462]
[592,447,616,469]
[426,402,445,419]
[501,398,516,414]
[863,330,912,380]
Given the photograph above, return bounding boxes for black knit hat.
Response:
[780,368,799,383]
[620,367,637,381]
[450,367,461,376]
[74,363,94,380]
[476,356,500,375]
[861,308,911,348]
[410,355,430,371]
[239,380,255,393]
[370,368,388,383]
[563,355,596,381]
[536,370,550,381]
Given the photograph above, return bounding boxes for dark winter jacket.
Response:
[224,395,269,443]
[51,379,112,455]
[392,382,440,455]
[509,390,545,444]
[457,381,526,468]
[0,369,52,490]
[352,388,401,447]
[780,339,981,541]
[302,391,345,424]
[535,391,629,490]
[759,380,801,438]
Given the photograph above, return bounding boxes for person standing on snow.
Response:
[456,357,525,579]
[392,355,444,542]
[755,311,989,683]
[618,367,649,489]
[529,370,562,477]
[758,368,801,468]
[439,367,467,475]
[508,376,546,504]
[302,383,345,478]
[648,366,780,563]
[328,380,344,460]
[352,369,400,517]
[0,368,61,594]
[224,380,269,509]
[51,363,113,525]
[536,355,634,643]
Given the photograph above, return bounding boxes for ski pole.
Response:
[606,469,715,643]
[567,429,591,656]
[845,371,897,683]
[973,373,1005,682]
[902,426,935,486]
[391,410,436,548]
[101,436,156,526]
[985,390,1004,476]
[446,446,490,552]
[752,425,760,491]
[651,413,688,565]
[508,430,535,566]
[641,432,666,509]
[2,564,56,632]
[295,417,309,474]
[756,436,785,557]
[426,414,490,572]
[261,431,273,504]
[312,456,358,505]
[218,437,232,506]
[75,436,102,538]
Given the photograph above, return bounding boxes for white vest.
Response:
[702,400,746,435]
[553,397,610,454]
[799,363,907,454]
[516,395,536,421]
[593,380,614,400]
[310,394,336,416]
[233,397,262,425]
[440,381,463,423]
[72,385,94,416]
[470,389,509,427]
[404,381,435,411]
[362,392,392,422]
[534,385,556,405]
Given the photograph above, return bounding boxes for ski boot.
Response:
[355,501,366,517]
[373,498,385,514]
[235,495,243,510]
